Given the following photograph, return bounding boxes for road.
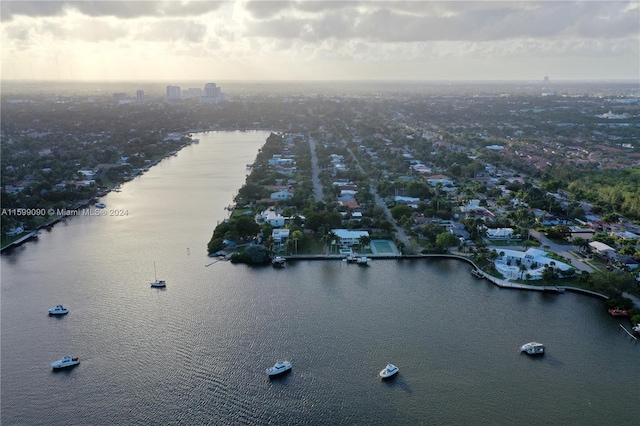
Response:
[528,230,594,273]
[308,136,324,202]
[346,148,412,252]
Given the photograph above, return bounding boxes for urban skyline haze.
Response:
[1,0,639,82]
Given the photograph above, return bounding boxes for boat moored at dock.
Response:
[271,256,286,267]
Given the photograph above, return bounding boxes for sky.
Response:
[1,0,639,82]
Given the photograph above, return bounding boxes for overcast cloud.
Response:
[1,0,638,81]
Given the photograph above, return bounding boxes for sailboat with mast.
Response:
[150,261,166,288]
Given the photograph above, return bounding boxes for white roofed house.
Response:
[588,241,616,259]
[257,207,286,228]
[486,228,514,240]
[331,229,370,249]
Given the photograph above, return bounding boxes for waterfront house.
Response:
[494,248,572,280]
[272,228,290,247]
[331,229,370,248]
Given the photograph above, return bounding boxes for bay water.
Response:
[2,131,638,425]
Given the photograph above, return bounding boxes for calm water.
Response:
[2,131,639,426]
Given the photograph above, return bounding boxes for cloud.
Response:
[135,20,207,43]
[244,1,639,42]
[1,0,226,22]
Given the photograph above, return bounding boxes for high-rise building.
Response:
[166,85,181,100]
[204,83,218,98]
[200,82,224,104]
[136,90,145,104]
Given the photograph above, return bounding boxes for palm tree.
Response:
[321,231,339,254]
[519,263,528,279]
[320,233,332,255]
[291,230,304,255]
[359,235,372,252]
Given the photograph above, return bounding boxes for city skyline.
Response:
[1,0,638,82]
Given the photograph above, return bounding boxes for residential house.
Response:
[588,241,616,258]
[331,229,370,248]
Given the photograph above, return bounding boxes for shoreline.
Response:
[275,253,611,300]
[2,129,282,254]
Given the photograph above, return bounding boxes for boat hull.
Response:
[266,362,292,376]
[51,357,80,370]
[379,364,399,378]
[520,342,545,355]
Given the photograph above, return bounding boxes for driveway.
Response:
[528,230,594,273]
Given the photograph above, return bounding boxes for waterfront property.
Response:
[331,229,370,249]
[494,248,572,280]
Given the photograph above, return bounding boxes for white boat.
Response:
[520,342,545,355]
[150,261,166,288]
[48,305,69,315]
[379,363,399,378]
[266,361,292,376]
[51,355,80,370]
[356,256,369,265]
[271,256,286,267]
[95,202,106,209]
[632,324,640,333]
[345,253,358,263]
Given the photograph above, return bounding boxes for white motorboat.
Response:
[520,342,545,355]
[271,256,286,267]
[266,361,292,376]
[48,305,69,315]
[150,261,166,288]
[379,363,399,378]
[95,202,106,209]
[51,355,80,370]
[345,253,358,263]
[356,256,369,265]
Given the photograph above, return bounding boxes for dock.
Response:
[619,324,638,342]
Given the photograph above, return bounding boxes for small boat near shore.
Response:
[271,256,286,267]
[51,355,80,370]
[379,363,399,378]
[356,256,370,266]
[95,202,106,209]
[48,305,69,315]
[608,308,629,317]
[471,269,484,278]
[520,342,545,355]
[266,361,292,376]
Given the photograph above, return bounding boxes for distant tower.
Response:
[544,75,550,83]
[204,83,217,98]
[201,82,223,104]
[166,85,181,100]
[136,90,145,104]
